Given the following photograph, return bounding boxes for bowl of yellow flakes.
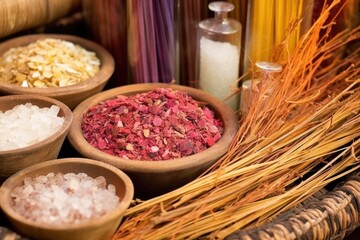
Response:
[0,34,115,109]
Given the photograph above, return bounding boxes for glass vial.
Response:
[240,61,282,118]
[197,1,241,111]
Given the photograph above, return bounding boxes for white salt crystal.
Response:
[23,177,32,185]
[94,176,106,188]
[52,185,68,201]
[64,173,76,180]
[51,117,65,129]
[71,199,80,210]
[18,105,32,119]
[35,175,48,183]
[82,179,94,191]
[48,105,60,117]
[77,172,88,178]
[47,172,55,178]
[80,197,92,210]
[22,184,34,197]
[199,37,240,111]
[94,202,103,212]
[0,103,65,151]
[107,184,116,193]
[10,172,120,225]
[59,207,70,220]
[68,179,80,191]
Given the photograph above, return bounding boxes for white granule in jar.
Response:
[10,172,120,225]
[0,103,64,151]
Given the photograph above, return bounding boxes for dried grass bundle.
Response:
[113,0,360,239]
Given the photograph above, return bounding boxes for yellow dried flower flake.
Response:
[0,38,100,88]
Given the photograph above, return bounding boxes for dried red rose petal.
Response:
[81,88,224,161]
[153,116,163,126]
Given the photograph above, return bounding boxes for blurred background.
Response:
[1,0,358,88]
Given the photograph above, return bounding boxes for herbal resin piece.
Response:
[197,1,241,111]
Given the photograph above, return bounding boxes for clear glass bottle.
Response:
[197,1,242,111]
[240,61,282,118]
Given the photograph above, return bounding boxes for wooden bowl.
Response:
[0,34,115,109]
[67,83,238,198]
[0,95,73,181]
[0,158,134,240]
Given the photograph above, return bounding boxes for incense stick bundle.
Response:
[128,0,175,84]
[84,0,175,86]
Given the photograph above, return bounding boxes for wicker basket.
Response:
[226,173,360,240]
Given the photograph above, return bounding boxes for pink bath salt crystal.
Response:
[10,172,119,225]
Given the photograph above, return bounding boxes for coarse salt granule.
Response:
[10,172,120,225]
[0,103,64,151]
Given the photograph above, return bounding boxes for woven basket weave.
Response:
[0,0,81,39]
[226,173,360,240]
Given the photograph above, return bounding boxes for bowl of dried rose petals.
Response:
[0,95,72,181]
[0,34,114,109]
[0,158,134,240]
[68,83,238,198]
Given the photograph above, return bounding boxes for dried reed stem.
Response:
[113,0,360,239]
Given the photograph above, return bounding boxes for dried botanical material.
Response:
[82,88,223,160]
[0,38,100,88]
[113,1,360,239]
[11,172,119,225]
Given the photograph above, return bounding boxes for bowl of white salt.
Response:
[0,95,72,181]
[0,158,134,240]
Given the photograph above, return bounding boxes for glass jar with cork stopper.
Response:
[196,1,242,111]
